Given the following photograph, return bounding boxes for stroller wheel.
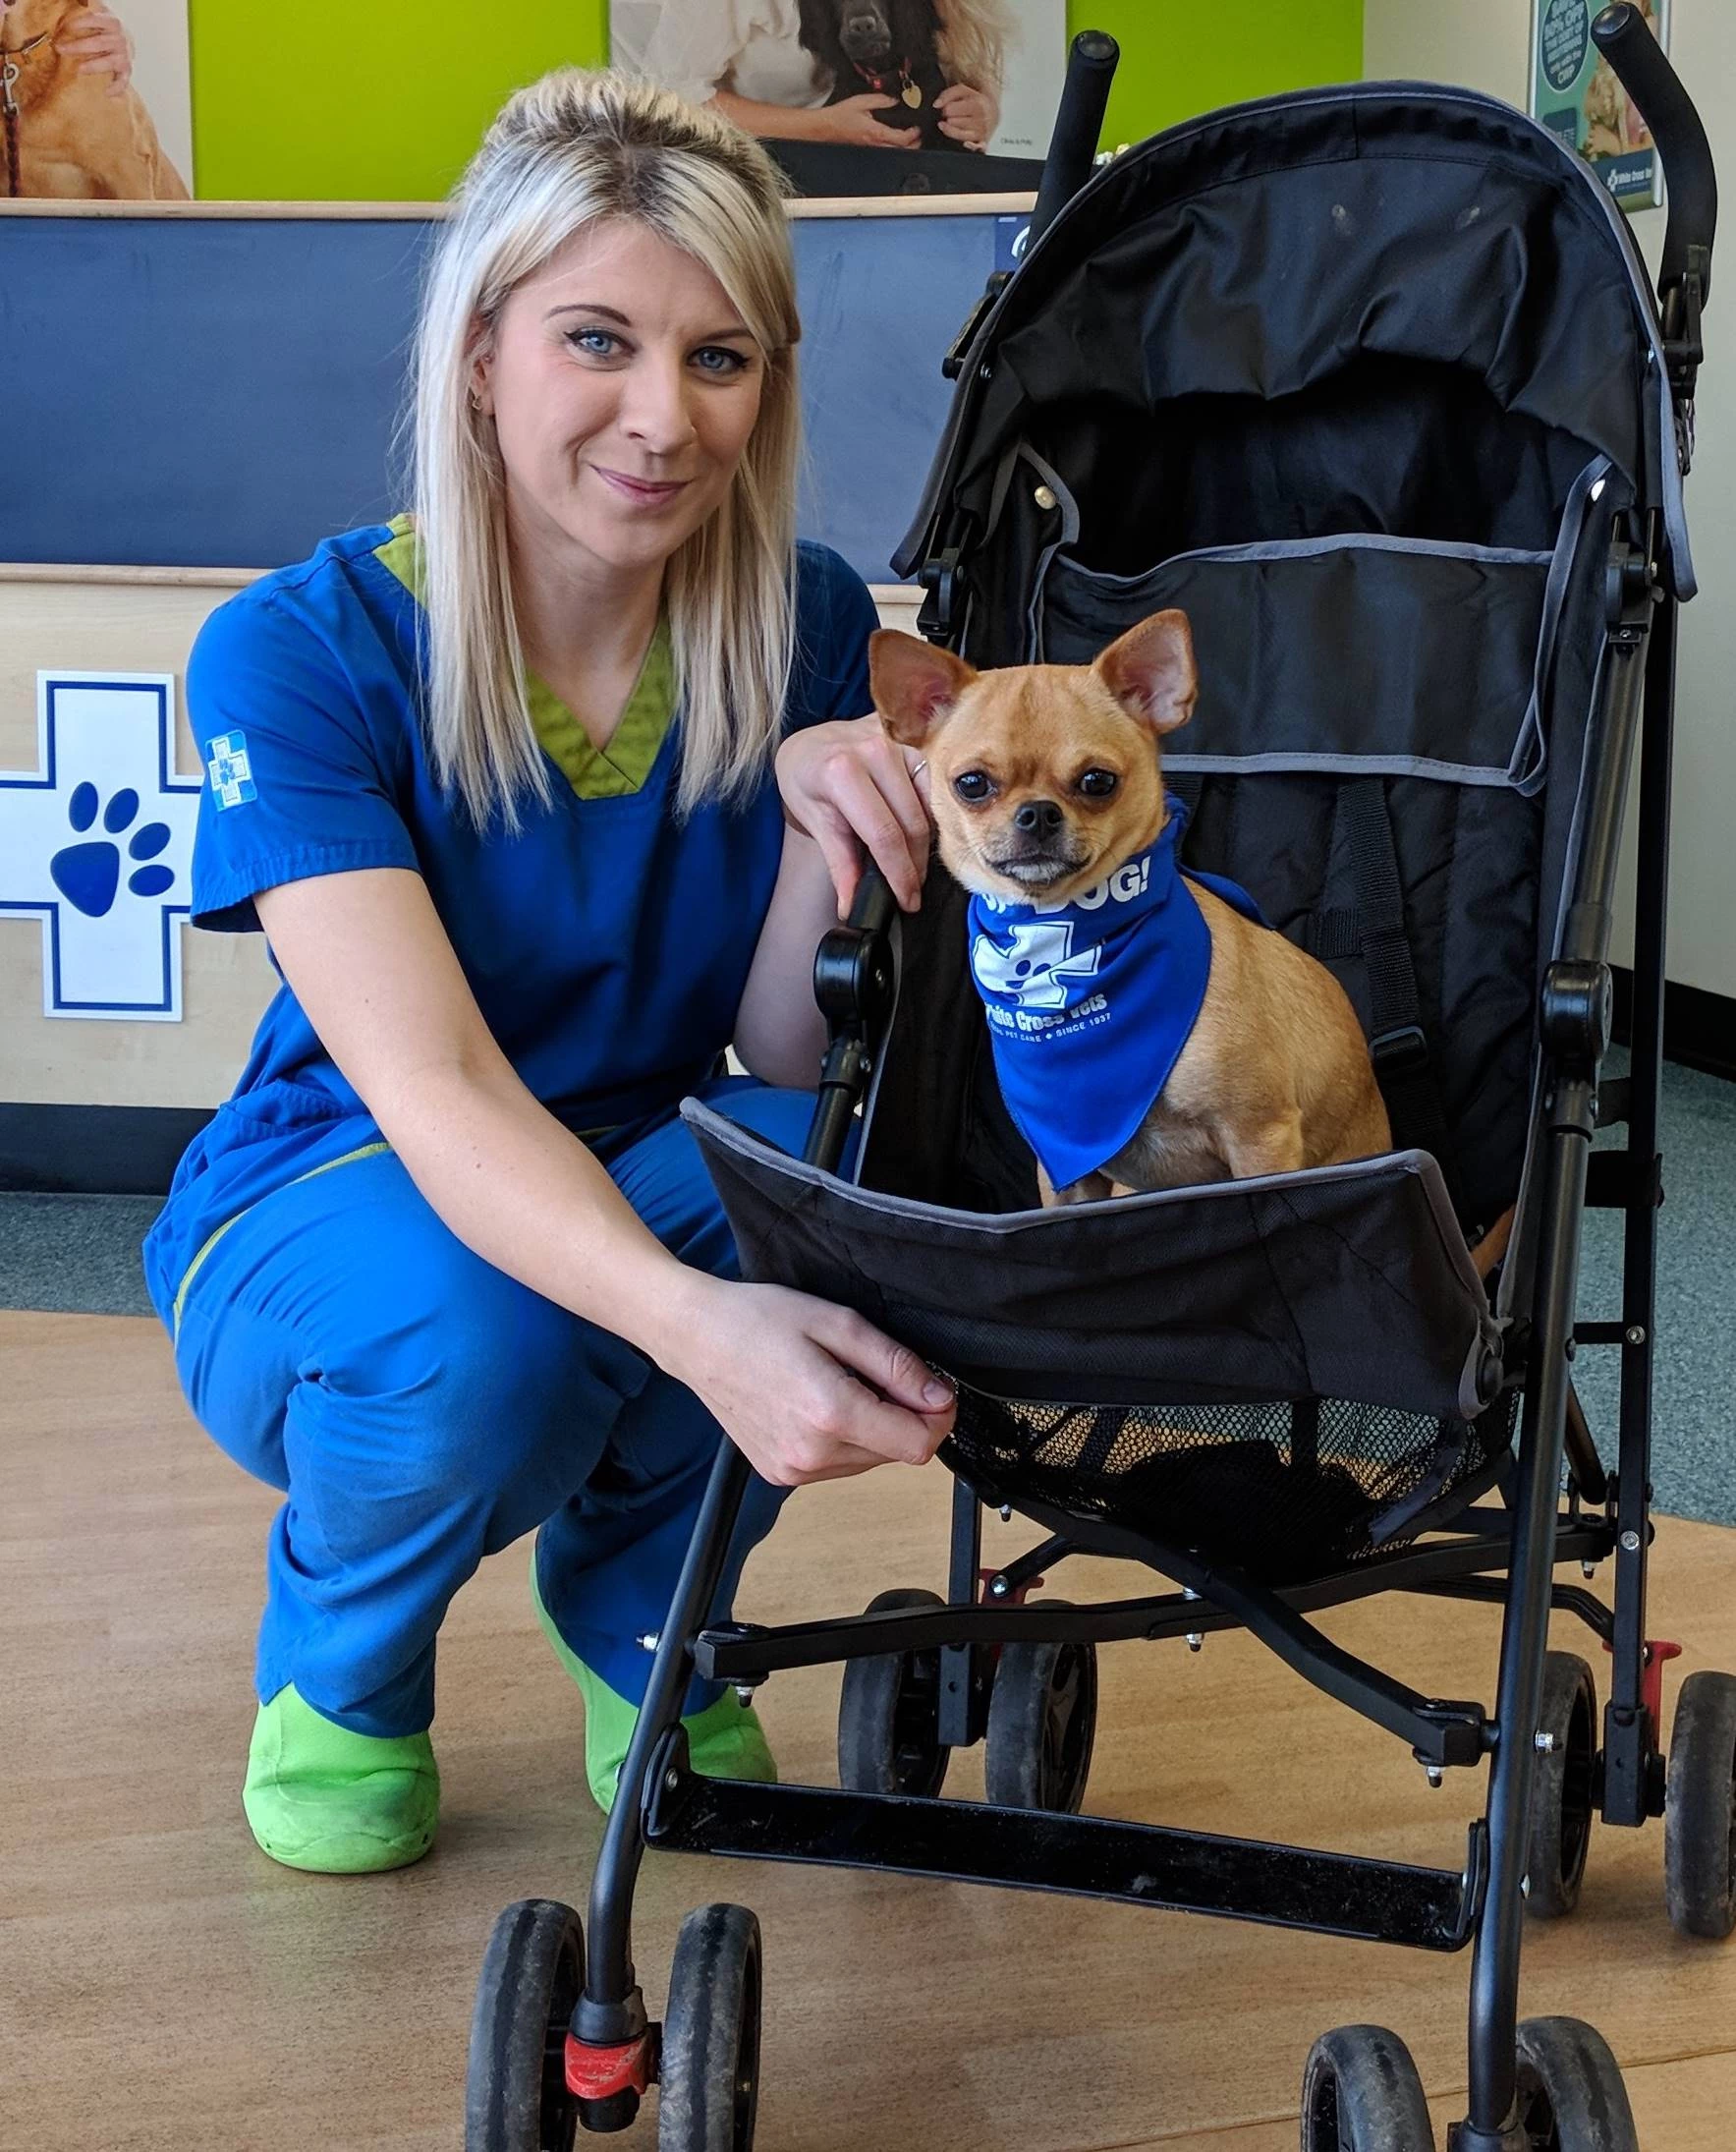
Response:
[1526,1651,1597,1919]
[837,1587,952,1797]
[658,1903,761,2152]
[1514,2016,1639,2149]
[465,1897,585,2152]
[1664,1669,1736,1939]
[1299,2024,1432,2150]
[983,1605,1097,1812]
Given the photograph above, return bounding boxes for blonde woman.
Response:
[615,0,1008,151]
[141,71,950,1876]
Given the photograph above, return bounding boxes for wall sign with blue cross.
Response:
[0,673,201,1020]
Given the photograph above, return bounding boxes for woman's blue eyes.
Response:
[564,329,751,376]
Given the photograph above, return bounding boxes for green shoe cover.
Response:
[531,1551,776,1814]
[243,1683,439,1874]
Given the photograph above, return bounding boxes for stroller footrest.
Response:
[643,1769,1484,1954]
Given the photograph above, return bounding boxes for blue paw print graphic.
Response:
[49,784,175,919]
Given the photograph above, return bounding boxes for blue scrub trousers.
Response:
[167,1076,813,1739]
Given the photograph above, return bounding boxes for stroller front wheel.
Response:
[837,1587,952,1797]
[658,1902,762,2152]
[983,1607,1097,1812]
[1513,2016,1640,2150]
[1300,2024,1432,2151]
[465,1897,585,2152]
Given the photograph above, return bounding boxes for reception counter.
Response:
[0,194,1024,1189]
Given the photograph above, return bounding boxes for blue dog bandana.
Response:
[967,800,1263,1190]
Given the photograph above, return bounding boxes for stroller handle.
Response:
[802,865,899,1172]
[1592,3,1716,306]
[846,862,900,939]
[1027,30,1120,251]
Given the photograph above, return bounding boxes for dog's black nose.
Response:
[1013,799,1065,836]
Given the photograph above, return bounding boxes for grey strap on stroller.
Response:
[468,15,1727,2152]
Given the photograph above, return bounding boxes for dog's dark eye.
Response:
[1077,768,1119,799]
[953,771,993,804]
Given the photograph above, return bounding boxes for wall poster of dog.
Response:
[611,0,1066,173]
[0,0,191,199]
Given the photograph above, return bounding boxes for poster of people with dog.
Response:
[1530,0,1667,209]
[610,1,1066,174]
[1,0,191,198]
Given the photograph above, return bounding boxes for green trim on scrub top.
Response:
[170,1141,391,1339]
[372,514,676,802]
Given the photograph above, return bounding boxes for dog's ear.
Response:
[1094,609,1198,735]
[870,630,976,747]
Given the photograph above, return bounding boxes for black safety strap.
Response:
[1333,779,1466,1217]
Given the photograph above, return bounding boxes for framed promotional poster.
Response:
[610,1,1065,194]
[1531,0,1668,209]
[0,0,191,198]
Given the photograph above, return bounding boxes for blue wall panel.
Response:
[790,215,986,577]
[0,212,989,582]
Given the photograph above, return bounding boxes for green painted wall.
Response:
[1084,4,1363,152]
[189,1,610,201]
[189,2,1362,201]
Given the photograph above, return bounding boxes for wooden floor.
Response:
[6,1309,1735,2151]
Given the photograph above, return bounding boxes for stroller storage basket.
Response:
[947,1384,1519,1583]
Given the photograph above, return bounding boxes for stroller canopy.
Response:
[859,79,1698,1244]
[898,82,1693,599]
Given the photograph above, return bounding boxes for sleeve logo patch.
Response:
[205,731,257,809]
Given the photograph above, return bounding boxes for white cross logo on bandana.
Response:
[0,673,200,1019]
[971,918,1102,1010]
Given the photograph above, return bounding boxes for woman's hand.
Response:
[776,714,931,915]
[56,1,135,96]
[817,93,923,149]
[668,1277,955,1487]
[935,84,997,150]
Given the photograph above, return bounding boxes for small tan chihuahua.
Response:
[870,608,1392,1206]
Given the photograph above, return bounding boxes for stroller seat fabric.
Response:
[687,1106,1511,1579]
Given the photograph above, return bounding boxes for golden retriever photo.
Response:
[0,0,189,198]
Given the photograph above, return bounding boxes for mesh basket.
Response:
[944,1386,1520,1584]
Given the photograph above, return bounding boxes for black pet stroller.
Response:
[467,15,1728,2148]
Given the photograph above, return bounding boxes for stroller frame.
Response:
[562,528,1660,2145]
[467,16,1723,2152]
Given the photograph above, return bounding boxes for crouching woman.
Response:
[142,69,946,1873]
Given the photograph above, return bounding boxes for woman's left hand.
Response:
[776,715,932,915]
[56,2,135,96]
[935,84,997,151]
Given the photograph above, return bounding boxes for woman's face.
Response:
[477,217,767,585]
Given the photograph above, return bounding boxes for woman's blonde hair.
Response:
[937,0,1013,97]
[410,69,801,828]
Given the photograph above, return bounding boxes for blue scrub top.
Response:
[142,522,877,1327]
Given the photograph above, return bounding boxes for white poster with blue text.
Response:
[1532,0,1668,209]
